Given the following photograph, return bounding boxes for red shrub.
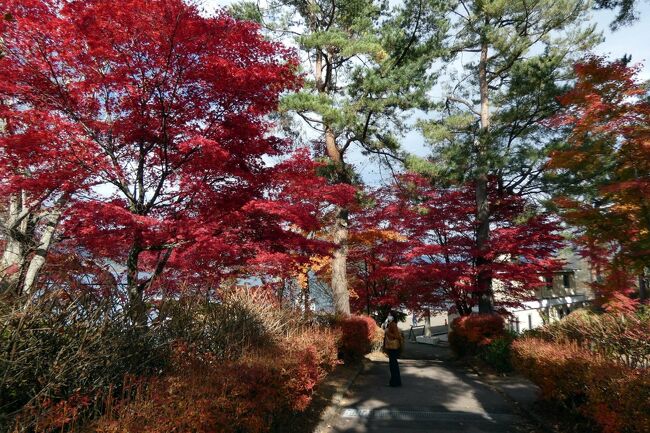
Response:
[95,328,340,433]
[583,365,650,433]
[512,337,599,402]
[15,392,95,433]
[512,337,650,433]
[335,315,380,360]
[95,349,281,433]
[280,328,340,412]
[449,314,505,356]
[533,310,650,369]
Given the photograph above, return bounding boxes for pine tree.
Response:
[414,0,599,313]
[233,0,448,314]
[594,0,645,29]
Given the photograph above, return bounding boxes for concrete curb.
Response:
[314,358,368,433]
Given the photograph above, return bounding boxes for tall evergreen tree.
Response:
[232,0,448,314]
[413,0,600,313]
[594,0,647,29]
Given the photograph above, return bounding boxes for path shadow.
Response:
[328,357,533,433]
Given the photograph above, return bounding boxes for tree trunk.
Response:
[331,207,350,315]
[456,301,472,316]
[324,125,351,315]
[475,37,494,314]
[639,267,649,301]
[126,244,146,325]
[0,192,29,293]
[364,260,371,315]
[22,207,62,294]
[423,309,432,337]
[315,41,351,315]
[303,275,311,317]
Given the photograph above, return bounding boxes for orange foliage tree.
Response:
[547,56,650,310]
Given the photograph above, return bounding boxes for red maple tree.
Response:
[0,0,353,320]
[349,174,564,316]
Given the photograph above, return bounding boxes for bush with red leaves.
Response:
[448,314,506,357]
[95,328,340,433]
[512,337,650,433]
[335,315,382,360]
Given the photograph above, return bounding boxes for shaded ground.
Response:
[278,361,363,433]
[316,337,544,433]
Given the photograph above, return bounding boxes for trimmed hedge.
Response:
[335,315,382,360]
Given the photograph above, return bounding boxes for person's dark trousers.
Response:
[387,349,401,386]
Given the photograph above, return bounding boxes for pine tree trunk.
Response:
[324,124,351,315]
[315,41,351,315]
[475,38,494,314]
[331,207,350,315]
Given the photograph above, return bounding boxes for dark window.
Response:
[545,276,553,289]
[528,314,532,330]
[563,273,571,288]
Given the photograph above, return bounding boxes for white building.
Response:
[506,249,595,333]
[424,249,596,339]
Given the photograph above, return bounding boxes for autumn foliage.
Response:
[335,314,383,360]
[0,287,341,433]
[513,337,650,433]
[512,309,650,433]
[531,309,650,369]
[2,0,648,432]
[0,2,355,429]
[448,314,506,356]
[0,0,353,315]
[548,56,650,310]
[94,330,339,433]
[348,174,564,316]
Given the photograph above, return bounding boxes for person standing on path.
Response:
[383,314,403,387]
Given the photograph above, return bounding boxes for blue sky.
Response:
[203,0,650,184]
[203,0,650,76]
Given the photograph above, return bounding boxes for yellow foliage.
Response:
[351,229,406,245]
[295,255,331,289]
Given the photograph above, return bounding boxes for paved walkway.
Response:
[321,340,541,433]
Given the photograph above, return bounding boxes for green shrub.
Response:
[479,334,514,373]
